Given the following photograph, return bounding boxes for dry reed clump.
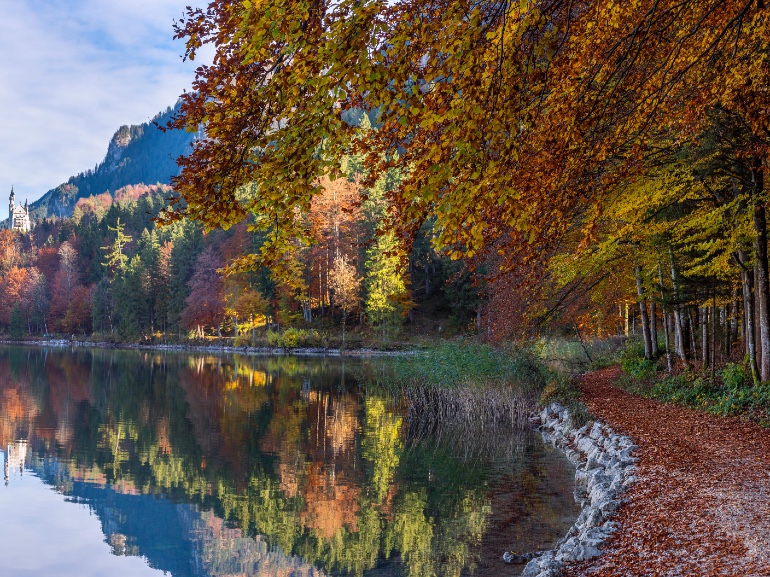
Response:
[382,342,552,457]
[405,383,537,432]
[403,384,539,460]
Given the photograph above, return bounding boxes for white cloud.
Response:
[0,0,209,218]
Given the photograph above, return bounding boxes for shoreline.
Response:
[0,338,419,358]
[517,403,638,577]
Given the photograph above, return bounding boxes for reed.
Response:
[385,342,550,434]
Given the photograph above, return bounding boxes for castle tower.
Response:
[9,186,14,230]
[8,187,30,233]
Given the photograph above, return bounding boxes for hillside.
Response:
[30,104,198,219]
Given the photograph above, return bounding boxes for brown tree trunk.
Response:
[657,262,673,372]
[688,308,698,361]
[732,289,741,356]
[618,304,624,336]
[649,300,658,354]
[624,302,630,337]
[711,293,717,382]
[701,303,708,367]
[754,198,770,381]
[737,250,760,384]
[668,247,686,361]
[636,265,653,359]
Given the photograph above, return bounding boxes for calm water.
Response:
[0,346,578,577]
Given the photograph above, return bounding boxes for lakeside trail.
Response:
[564,367,770,577]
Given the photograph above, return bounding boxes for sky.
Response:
[0,0,210,218]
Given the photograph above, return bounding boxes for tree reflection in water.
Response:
[0,346,577,577]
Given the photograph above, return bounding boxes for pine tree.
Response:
[102,217,133,273]
[9,303,24,339]
[168,220,205,337]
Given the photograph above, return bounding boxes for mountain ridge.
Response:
[31,104,198,219]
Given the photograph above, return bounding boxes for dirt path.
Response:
[564,367,770,577]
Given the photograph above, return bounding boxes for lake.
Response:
[0,346,578,576]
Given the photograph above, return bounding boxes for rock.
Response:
[503,551,542,564]
[585,507,605,528]
[573,543,602,561]
[599,499,621,515]
[532,403,637,577]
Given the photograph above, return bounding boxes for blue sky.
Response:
[0,0,210,217]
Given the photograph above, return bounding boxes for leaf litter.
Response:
[563,367,770,577]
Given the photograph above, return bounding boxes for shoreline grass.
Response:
[377,342,556,434]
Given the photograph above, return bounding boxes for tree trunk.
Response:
[688,308,698,361]
[319,268,325,317]
[701,303,708,367]
[668,247,686,361]
[754,199,770,381]
[624,302,630,337]
[738,250,760,383]
[649,300,658,354]
[618,304,624,336]
[657,262,673,372]
[732,289,741,354]
[711,293,717,382]
[635,265,653,359]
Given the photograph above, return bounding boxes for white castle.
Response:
[4,440,28,485]
[8,187,30,233]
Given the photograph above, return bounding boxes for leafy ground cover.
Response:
[618,341,770,427]
[564,367,770,577]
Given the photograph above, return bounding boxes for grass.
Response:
[377,340,602,435]
[380,341,551,435]
[389,341,547,391]
[536,336,628,374]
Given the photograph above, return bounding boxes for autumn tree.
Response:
[329,254,361,348]
[181,247,226,338]
[21,268,49,334]
[365,233,410,342]
[0,266,29,326]
[50,242,86,333]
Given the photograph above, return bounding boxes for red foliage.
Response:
[74,192,113,217]
[114,183,171,203]
[0,267,29,325]
[61,285,93,334]
[181,247,226,332]
[33,247,60,284]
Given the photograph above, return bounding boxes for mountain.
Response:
[31,104,199,219]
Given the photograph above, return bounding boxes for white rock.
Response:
[531,403,637,577]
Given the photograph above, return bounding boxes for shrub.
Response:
[233,334,251,347]
[719,363,747,389]
[266,330,282,347]
[266,328,323,348]
[620,340,657,381]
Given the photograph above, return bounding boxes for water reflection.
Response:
[0,346,578,576]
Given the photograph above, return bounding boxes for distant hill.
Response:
[31,104,198,219]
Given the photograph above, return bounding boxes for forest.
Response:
[3,0,770,375]
[156,0,770,380]
[0,151,480,346]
